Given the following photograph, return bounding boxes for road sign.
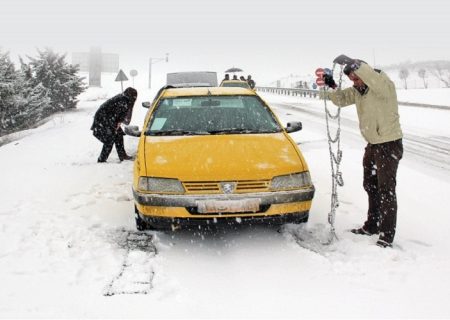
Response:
[115,69,128,92]
[115,69,128,82]
[315,68,325,78]
[316,78,325,86]
[130,70,138,86]
[324,68,332,75]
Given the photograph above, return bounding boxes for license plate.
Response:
[196,199,261,214]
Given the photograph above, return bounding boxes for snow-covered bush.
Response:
[0,51,19,132]
[0,48,86,136]
[22,48,86,111]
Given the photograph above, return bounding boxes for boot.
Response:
[376,239,393,248]
[350,226,377,236]
[119,154,134,161]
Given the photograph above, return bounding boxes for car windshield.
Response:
[146,95,281,136]
[221,81,250,89]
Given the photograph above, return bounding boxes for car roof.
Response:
[160,86,256,98]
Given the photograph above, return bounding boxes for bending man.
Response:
[91,87,137,163]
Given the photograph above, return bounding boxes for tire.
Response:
[135,206,150,231]
[293,212,309,224]
[299,216,309,223]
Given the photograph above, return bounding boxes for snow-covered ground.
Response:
[1,85,450,318]
[395,88,450,106]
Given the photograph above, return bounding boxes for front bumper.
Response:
[137,211,309,230]
[133,186,315,208]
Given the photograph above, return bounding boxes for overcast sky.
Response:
[1,0,449,85]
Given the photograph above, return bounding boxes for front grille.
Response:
[236,180,270,191]
[183,182,220,192]
[183,180,270,194]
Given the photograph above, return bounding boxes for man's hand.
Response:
[323,74,337,89]
[333,54,354,65]
[344,59,362,75]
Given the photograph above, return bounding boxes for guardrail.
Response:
[256,86,321,99]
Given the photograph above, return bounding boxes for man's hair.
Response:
[124,87,137,98]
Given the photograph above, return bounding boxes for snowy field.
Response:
[1,85,450,318]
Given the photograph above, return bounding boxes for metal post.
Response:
[89,47,102,87]
[148,54,169,89]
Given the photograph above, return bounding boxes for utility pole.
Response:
[149,53,169,88]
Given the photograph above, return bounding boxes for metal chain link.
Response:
[323,63,345,243]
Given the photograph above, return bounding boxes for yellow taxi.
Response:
[127,86,314,230]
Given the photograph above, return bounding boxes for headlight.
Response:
[138,177,185,193]
[270,172,312,190]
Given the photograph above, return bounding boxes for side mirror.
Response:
[124,125,142,137]
[142,101,151,108]
[285,121,302,133]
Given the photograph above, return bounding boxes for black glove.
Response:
[323,74,337,89]
[333,54,354,65]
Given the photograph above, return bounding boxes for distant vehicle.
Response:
[166,71,218,87]
[220,79,252,90]
[125,86,315,231]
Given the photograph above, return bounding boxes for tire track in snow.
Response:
[104,230,157,296]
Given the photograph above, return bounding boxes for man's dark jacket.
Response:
[91,93,133,143]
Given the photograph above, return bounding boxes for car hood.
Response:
[143,133,306,180]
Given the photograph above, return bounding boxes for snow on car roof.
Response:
[161,86,256,98]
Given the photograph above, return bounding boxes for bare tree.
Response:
[399,68,409,89]
[418,68,428,88]
[429,61,450,88]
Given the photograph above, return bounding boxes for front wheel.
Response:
[292,212,309,224]
[135,206,150,231]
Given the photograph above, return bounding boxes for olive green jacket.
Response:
[328,63,403,144]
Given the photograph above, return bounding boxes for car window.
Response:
[146,95,281,135]
[221,82,250,89]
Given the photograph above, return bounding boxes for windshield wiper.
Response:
[208,128,280,134]
[146,130,210,136]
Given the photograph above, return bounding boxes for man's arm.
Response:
[353,63,394,97]
[327,87,356,107]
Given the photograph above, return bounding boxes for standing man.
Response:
[222,73,230,82]
[247,75,256,89]
[91,87,138,163]
[323,54,403,248]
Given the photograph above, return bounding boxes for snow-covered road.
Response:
[0,90,449,318]
[269,96,450,176]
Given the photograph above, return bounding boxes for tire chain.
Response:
[323,63,345,243]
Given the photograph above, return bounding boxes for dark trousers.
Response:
[362,139,403,243]
[98,133,127,162]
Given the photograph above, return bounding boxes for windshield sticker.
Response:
[150,118,167,130]
[172,99,192,107]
